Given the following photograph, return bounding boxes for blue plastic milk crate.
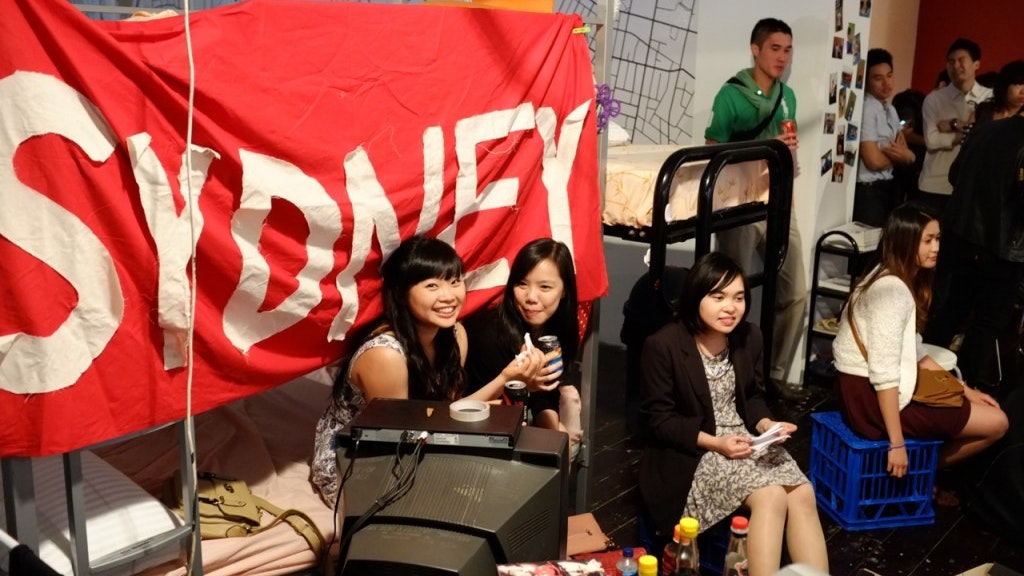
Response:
[809,411,942,531]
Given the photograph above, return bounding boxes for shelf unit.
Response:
[804,230,877,386]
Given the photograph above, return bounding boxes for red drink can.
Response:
[781,119,797,136]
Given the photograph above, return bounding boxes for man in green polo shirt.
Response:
[706,17,808,401]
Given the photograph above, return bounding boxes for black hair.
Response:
[495,238,579,365]
[993,60,1024,113]
[750,18,792,48]
[333,235,466,402]
[976,71,999,90]
[892,89,925,134]
[946,37,981,62]
[676,252,748,335]
[935,69,951,89]
[381,235,465,400]
[866,48,893,72]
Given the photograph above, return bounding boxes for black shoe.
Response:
[767,378,811,401]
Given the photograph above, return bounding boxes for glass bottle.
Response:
[673,517,700,576]
[722,516,749,576]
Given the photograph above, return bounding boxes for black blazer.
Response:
[638,320,772,538]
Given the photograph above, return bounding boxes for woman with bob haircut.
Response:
[639,252,828,576]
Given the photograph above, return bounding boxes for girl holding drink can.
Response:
[464,239,581,446]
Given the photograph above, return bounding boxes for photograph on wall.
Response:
[838,88,848,118]
[823,112,836,134]
[845,150,857,166]
[831,160,844,183]
[856,60,866,89]
[845,91,857,121]
[841,69,853,88]
[846,123,859,141]
[836,131,845,156]
[821,150,833,176]
[852,33,862,63]
[835,0,843,31]
[859,0,871,17]
[829,73,838,104]
[846,22,855,54]
[832,36,843,59]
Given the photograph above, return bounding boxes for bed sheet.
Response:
[94,369,337,576]
[602,144,770,229]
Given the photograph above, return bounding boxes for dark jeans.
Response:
[925,233,1024,385]
[853,179,900,228]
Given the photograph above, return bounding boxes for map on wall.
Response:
[558,0,698,145]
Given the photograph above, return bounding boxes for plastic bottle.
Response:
[616,546,639,576]
[722,516,749,576]
[638,554,659,576]
[660,524,681,575]
[673,517,700,576]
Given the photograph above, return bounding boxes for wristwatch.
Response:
[950,118,959,132]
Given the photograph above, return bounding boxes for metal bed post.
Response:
[1,458,39,554]
[648,139,794,379]
[574,0,614,516]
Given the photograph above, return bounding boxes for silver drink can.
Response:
[536,335,562,368]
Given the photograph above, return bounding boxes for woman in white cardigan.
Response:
[833,203,1007,478]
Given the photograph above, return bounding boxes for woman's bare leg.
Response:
[744,485,788,576]
[939,400,1008,467]
[784,483,829,572]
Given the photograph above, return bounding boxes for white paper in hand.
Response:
[750,423,789,455]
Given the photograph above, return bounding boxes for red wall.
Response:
[911,0,1024,93]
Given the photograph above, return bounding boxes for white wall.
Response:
[692,0,840,241]
[867,0,920,91]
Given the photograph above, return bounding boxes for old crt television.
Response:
[335,403,569,575]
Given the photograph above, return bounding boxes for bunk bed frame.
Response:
[602,138,795,381]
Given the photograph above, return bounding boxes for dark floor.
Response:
[583,343,1024,576]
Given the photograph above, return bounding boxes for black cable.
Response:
[328,438,359,576]
[336,434,427,566]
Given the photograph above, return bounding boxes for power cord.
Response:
[335,433,428,573]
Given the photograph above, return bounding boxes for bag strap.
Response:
[253,496,327,564]
[726,76,785,142]
[845,302,870,362]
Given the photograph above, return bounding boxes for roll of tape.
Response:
[449,399,490,422]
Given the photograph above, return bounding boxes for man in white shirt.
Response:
[916,38,992,217]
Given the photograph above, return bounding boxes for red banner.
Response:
[0,0,606,457]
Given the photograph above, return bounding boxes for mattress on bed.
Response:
[602,144,770,229]
[94,368,337,576]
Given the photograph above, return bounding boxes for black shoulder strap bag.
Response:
[726,76,785,142]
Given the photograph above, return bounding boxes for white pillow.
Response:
[0,450,182,576]
[607,119,631,147]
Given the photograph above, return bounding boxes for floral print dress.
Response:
[683,348,808,531]
[310,333,404,504]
